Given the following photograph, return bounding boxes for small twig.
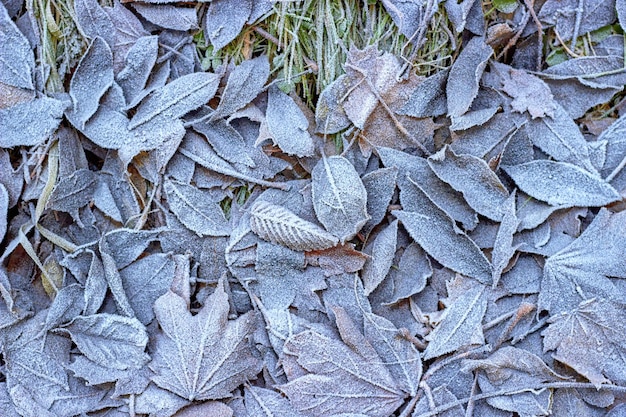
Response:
[491,302,536,351]
[554,27,580,58]
[398,392,422,417]
[465,374,479,417]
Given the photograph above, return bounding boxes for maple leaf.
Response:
[149,278,261,401]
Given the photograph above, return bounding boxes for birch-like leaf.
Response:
[394,179,492,283]
[423,284,487,360]
[525,103,595,172]
[362,220,397,295]
[619,0,626,32]
[75,0,115,45]
[250,200,338,251]
[312,156,369,244]
[150,280,261,401]
[164,179,230,237]
[539,0,616,40]
[211,55,270,121]
[266,85,315,157]
[279,330,405,417]
[58,314,149,370]
[68,37,114,128]
[543,298,626,387]
[116,35,159,108]
[129,72,220,129]
[428,146,509,221]
[540,209,626,314]
[0,97,64,147]
[447,37,492,117]
[502,161,620,207]
[0,2,34,90]
[205,0,252,51]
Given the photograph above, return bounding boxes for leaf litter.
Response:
[1,0,626,415]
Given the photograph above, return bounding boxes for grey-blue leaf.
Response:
[525,103,595,172]
[74,0,115,46]
[362,220,398,295]
[0,97,64,147]
[193,118,255,167]
[205,0,252,51]
[211,55,270,121]
[132,4,198,31]
[315,74,352,133]
[129,72,221,129]
[0,2,34,89]
[120,254,175,325]
[116,35,159,108]
[60,314,149,370]
[394,178,492,283]
[378,147,478,230]
[502,160,620,207]
[428,146,509,221]
[423,284,487,360]
[447,37,492,117]
[164,179,231,237]
[398,69,448,118]
[266,85,315,157]
[491,191,519,286]
[312,156,369,243]
[68,37,114,128]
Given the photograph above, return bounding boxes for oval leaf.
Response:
[502,160,620,207]
[266,85,315,157]
[312,156,369,244]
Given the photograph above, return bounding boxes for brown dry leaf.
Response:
[305,243,368,277]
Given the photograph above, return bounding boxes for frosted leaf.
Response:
[150,280,261,401]
[47,168,97,222]
[75,0,115,46]
[164,179,230,237]
[362,220,398,295]
[525,103,595,172]
[116,36,159,108]
[129,72,221,130]
[398,69,448,118]
[361,167,398,237]
[501,67,555,118]
[211,55,270,121]
[539,0,616,40]
[132,4,198,31]
[68,37,114,128]
[0,184,7,243]
[423,284,487,359]
[0,97,64,147]
[58,314,149,370]
[428,146,509,221]
[394,178,492,283]
[266,85,315,157]
[447,37,492,118]
[491,191,519,286]
[315,74,352,134]
[249,200,338,251]
[192,118,255,167]
[205,0,252,51]
[543,299,626,387]
[312,156,369,244]
[0,2,34,90]
[279,329,404,417]
[502,161,620,207]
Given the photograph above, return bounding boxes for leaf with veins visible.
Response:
[150,278,261,401]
